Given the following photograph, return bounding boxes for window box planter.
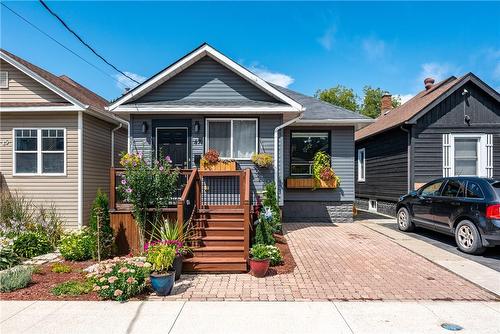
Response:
[200,160,237,171]
[286,177,338,189]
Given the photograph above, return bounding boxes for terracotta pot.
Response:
[249,258,270,278]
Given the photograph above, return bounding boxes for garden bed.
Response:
[266,233,296,276]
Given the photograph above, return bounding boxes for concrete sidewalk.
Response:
[359,219,500,297]
[1,300,499,333]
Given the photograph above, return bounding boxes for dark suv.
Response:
[396,177,500,254]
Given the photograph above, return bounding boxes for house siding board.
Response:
[132,57,281,104]
[0,112,79,228]
[0,60,68,104]
[82,114,114,226]
[283,126,355,202]
[413,81,500,183]
[114,127,128,166]
[355,127,408,201]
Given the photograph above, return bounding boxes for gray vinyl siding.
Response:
[413,81,500,183]
[129,114,282,196]
[355,127,408,202]
[283,126,355,202]
[133,56,281,104]
[0,60,68,104]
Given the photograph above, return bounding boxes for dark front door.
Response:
[156,128,188,168]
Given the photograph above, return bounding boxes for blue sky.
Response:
[1,1,499,102]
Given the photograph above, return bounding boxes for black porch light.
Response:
[142,121,148,134]
[194,121,200,134]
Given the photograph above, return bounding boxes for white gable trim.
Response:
[107,44,304,112]
[0,51,87,110]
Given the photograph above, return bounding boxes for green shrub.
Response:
[89,190,114,260]
[0,191,34,236]
[254,207,275,246]
[51,262,72,273]
[90,257,150,302]
[262,183,281,232]
[51,280,93,296]
[0,265,34,292]
[13,231,53,258]
[0,237,20,270]
[59,228,95,261]
[266,245,283,266]
[35,205,64,248]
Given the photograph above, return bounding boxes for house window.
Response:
[290,131,330,175]
[205,119,257,159]
[0,71,8,88]
[358,148,366,182]
[13,128,66,175]
[444,134,490,177]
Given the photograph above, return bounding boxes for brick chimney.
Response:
[381,94,393,114]
[424,77,435,90]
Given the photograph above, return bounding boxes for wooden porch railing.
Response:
[176,168,199,234]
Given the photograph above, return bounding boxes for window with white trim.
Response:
[358,148,366,182]
[290,131,330,175]
[205,119,257,159]
[14,128,66,175]
[0,71,8,88]
[443,133,491,177]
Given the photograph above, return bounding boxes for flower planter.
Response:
[150,271,175,296]
[249,258,270,278]
[200,160,237,171]
[173,255,183,281]
[286,177,338,189]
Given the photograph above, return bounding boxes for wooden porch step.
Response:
[194,227,244,237]
[183,257,247,272]
[197,208,244,214]
[193,218,244,227]
[192,246,244,257]
[193,235,244,247]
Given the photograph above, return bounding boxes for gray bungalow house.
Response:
[108,43,372,223]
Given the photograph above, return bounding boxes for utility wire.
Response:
[1,2,129,89]
[38,0,140,84]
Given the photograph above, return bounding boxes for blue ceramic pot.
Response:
[150,272,175,296]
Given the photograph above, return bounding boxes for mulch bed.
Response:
[0,260,99,301]
[266,233,297,276]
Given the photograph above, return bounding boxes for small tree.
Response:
[315,85,359,112]
[262,183,281,232]
[89,189,113,260]
[254,207,275,245]
[360,86,401,118]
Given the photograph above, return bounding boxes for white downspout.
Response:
[273,112,304,204]
[111,123,123,167]
[77,111,83,229]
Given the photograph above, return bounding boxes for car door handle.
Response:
[450,201,460,206]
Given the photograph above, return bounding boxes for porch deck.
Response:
[109,167,253,272]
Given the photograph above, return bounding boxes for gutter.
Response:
[273,111,305,205]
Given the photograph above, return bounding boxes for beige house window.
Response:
[13,128,66,176]
[0,71,8,88]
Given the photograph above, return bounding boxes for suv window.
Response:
[492,182,500,197]
[466,181,484,199]
[420,180,444,197]
[441,179,465,197]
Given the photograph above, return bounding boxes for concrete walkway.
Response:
[1,300,499,333]
[359,218,500,297]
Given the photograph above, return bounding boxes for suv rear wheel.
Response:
[397,207,414,232]
[455,220,486,255]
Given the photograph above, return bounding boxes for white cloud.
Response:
[362,37,386,60]
[317,26,336,51]
[419,62,456,83]
[394,94,413,104]
[250,65,294,88]
[115,71,146,89]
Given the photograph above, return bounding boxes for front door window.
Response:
[156,128,188,168]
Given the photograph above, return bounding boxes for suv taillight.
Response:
[486,204,500,219]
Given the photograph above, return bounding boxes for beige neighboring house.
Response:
[0,49,128,229]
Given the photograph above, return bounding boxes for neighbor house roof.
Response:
[0,49,108,110]
[355,73,500,141]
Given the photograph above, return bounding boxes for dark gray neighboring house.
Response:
[355,73,500,216]
[108,43,372,222]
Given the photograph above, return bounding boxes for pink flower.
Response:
[126,277,136,284]
[101,285,109,289]
[121,179,127,185]
[159,166,164,171]
[126,188,132,193]
[118,267,129,274]
[165,155,172,163]
[108,276,118,284]
[99,277,107,282]
[114,289,123,297]
[93,285,101,291]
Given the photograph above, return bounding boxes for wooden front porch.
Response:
[109,167,253,272]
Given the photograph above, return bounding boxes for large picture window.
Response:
[206,119,257,159]
[290,131,330,175]
[13,128,66,175]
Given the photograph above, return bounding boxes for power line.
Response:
[1,2,129,89]
[38,0,140,84]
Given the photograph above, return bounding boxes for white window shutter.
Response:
[443,133,452,177]
[486,134,493,178]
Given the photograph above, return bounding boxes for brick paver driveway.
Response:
[160,223,498,301]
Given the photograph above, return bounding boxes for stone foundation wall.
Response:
[355,198,397,217]
[283,201,353,223]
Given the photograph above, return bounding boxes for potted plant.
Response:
[249,244,271,278]
[200,149,237,171]
[145,243,176,296]
[251,153,273,168]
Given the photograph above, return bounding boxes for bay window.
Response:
[290,131,330,175]
[206,119,257,159]
[14,128,66,175]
